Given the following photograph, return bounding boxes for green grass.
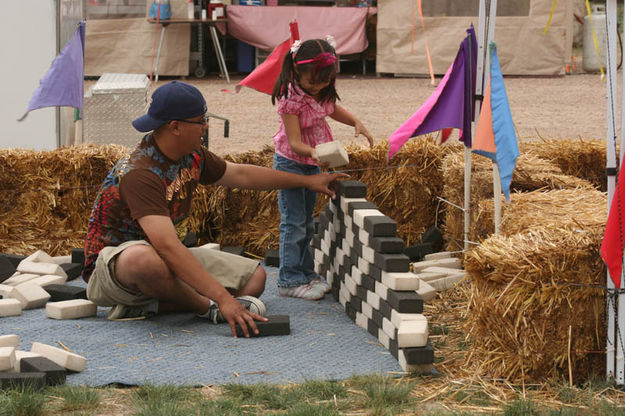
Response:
[0,388,46,416]
[0,375,622,415]
[47,385,100,412]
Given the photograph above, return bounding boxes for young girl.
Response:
[271,37,374,300]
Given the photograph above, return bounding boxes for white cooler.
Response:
[83,73,149,147]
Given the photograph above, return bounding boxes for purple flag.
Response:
[18,21,85,121]
[388,26,477,160]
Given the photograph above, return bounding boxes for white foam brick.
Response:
[12,283,51,309]
[0,298,23,317]
[390,311,427,328]
[31,342,87,372]
[46,299,97,320]
[423,251,454,261]
[51,255,72,264]
[340,197,366,213]
[3,273,39,287]
[315,141,349,168]
[381,271,421,291]
[352,209,384,228]
[29,274,67,288]
[412,257,462,272]
[427,273,466,291]
[397,319,429,348]
[17,261,67,278]
[13,351,42,372]
[0,347,16,371]
[0,284,17,299]
[417,280,437,302]
[0,334,19,348]
[22,249,55,264]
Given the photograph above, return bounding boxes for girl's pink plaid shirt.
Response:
[273,84,335,166]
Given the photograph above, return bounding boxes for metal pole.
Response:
[605,0,619,382]
[465,0,488,251]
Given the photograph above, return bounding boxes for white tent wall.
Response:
[0,0,83,150]
[0,1,57,150]
[376,0,574,76]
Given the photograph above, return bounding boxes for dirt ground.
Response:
[143,72,607,157]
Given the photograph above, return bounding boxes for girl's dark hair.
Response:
[271,38,340,105]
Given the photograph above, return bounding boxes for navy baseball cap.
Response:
[132,81,207,132]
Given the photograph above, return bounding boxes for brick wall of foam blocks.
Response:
[311,180,466,372]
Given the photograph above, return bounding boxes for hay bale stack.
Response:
[519,138,606,191]
[346,139,453,245]
[190,140,449,255]
[442,150,595,250]
[464,224,606,382]
[471,188,606,243]
[0,144,127,256]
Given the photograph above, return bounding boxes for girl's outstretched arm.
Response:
[330,105,374,148]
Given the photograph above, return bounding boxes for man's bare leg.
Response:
[114,245,212,314]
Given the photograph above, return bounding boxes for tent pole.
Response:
[466,0,488,251]
[605,0,619,383]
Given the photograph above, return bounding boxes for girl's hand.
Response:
[311,148,330,169]
[355,121,374,148]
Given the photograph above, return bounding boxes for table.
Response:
[147,18,230,83]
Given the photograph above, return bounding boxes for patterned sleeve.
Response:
[278,93,305,116]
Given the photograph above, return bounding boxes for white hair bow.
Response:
[325,35,337,49]
[290,40,301,55]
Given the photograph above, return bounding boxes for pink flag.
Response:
[236,21,299,95]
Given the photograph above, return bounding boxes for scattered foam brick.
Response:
[20,356,67,386]
[30,342,87,372]
[235,315,290,337]
[46,299,97,320]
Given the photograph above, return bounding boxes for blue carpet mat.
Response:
[0,265,402,386]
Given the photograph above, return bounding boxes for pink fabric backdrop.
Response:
[226,6,376,54]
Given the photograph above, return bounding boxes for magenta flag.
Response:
[18,21,85,121]
[388,26,477,161]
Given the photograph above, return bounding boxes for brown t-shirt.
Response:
[82,134,227,281]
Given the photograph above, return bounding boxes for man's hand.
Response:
[217,296,268,338]
[307,172,349,199]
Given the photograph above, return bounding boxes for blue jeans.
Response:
[273,153,320,288]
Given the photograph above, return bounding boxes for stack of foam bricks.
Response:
[0,250,91,388]
[311,180,435,372]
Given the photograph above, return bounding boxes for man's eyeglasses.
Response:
[174,115,209,126]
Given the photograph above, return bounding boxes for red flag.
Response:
[601,168,625,288]
[236,21,299,95]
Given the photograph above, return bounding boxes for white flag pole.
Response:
[484,0,501,233]
[606,0,623,384]
[466,0,488,251]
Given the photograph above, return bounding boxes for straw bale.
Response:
[344,139,454,246]
[188,139,450,254]
[0,144,127,256]
[470,188,606,244]
[519,138,606,191]
[442,150,595,250]
[464,226,606,382]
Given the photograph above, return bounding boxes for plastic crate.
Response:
[83,73,149,148]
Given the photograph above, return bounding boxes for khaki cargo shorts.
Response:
[86,240,260,307]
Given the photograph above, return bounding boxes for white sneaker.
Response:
[206,296,266,324]
[278,283,325,300]
[311,278,331,294]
